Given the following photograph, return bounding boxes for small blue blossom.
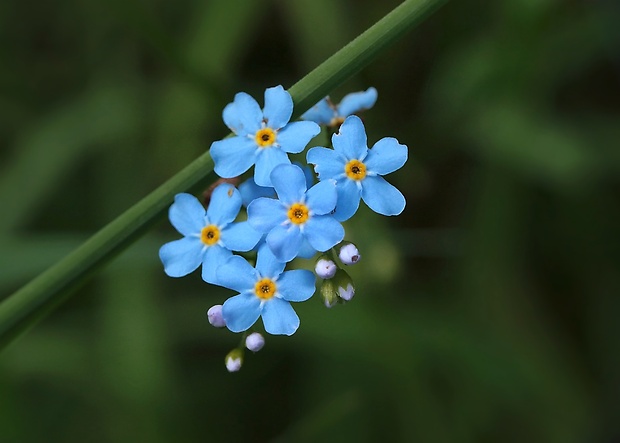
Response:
[218,245,316,336]
[301,87,377,126]
[247,163,345,263]
[306,115,407,222]
[238,165,317,257]
[159,184,262,284]
[210,85,320,187]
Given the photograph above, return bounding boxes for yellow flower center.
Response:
[200,225,220,246]
[255,128,276,147]
[287,203,310,225]
[344,159,367,181]
[254,278,277,300]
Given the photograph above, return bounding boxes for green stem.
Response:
[0,0,448,351]
[238,331,249,349]
[288,0,448,117]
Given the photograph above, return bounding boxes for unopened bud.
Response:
[339,243,361,265]
[207,304,226,328]
[225,348,243,372]
[315,257,337,279]
[319,279,339,308]
[245,332,265,352]
[338,283,355,301]
[333,269,355,302]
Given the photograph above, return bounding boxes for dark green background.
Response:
[1,0,619,441]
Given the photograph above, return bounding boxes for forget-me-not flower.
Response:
[159,184,261,284]
[301,87,377,127]
[247,163,345,263]
[210,85,320,187]
[218,245,316,336]
[306,115,407,222]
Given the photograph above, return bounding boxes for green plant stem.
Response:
[0,0,448,351]
[289,0,447,117]
[0,155,217,350]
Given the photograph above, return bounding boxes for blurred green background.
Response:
[1,0,619,441]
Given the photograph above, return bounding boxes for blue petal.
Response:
[305,179,337,215]
[168,193,206,237]
[201,245,232,284]
[221,221,262,252]
[364,137,408,175]
[261,298,299,336]
[239,178,275,207]
[210,136,257,178]
[331,115,368,160]
[266,224,303,263]
[216,255,258,292]
[222,292,262,333]
[306,147,345,181]
[333,178,361,222]
[206,183,242,226]
[301,98,334,124]
[361,175,406,216]
[254,146,290,187]
[276,121,320,154]
[255,244,286,279]
[304,215,344,252]
[271,164,306,205]
[337,87,378,117]
[159,237,204,277]
[222,92,262,136]
[247,197,287,233]
[297,162,316,188]
[262,85,293,130]
[277,269,316,302]
[297,237,316,259]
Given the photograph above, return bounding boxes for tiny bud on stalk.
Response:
[225,348,243,372]
[319,279,339,308]
[315,257,337,279]
[338,283,355,301]
[333,269,355,302]
[207,304,226,328]
[339,243,361,265]
[245,332,265,352]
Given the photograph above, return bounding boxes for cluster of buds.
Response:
[316,243,360,308]
[209,305,266,372]
[223,332,266,373]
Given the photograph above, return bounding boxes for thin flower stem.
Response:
[238,332,248,349]
[289,0,447,119]
[0,154,217,350]
[0,0,448,351]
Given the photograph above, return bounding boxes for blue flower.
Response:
[306,115,407,222]
[218,245,315,336]
[210,85,320,187]
[247,163,344,263]
[159,184,262,284]
[301,87,377,127]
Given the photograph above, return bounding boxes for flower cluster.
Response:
[159,85,408,371]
